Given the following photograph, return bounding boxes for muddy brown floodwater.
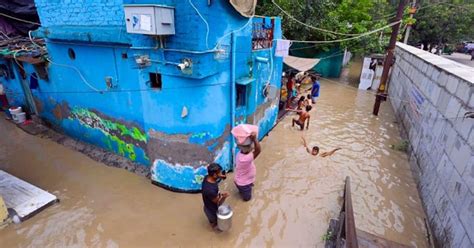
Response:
[0,63,428,248]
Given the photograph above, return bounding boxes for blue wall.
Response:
[0,0,283,192]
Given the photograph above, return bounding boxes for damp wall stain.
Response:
[148,126,231,192]
[52,101,70,121]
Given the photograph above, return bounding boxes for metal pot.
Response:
[217,204,233,231]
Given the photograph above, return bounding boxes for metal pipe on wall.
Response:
[230,33,237,170]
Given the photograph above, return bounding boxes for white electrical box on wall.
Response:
[123,5,175,35]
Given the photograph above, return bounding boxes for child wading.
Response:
[301,136,341,157]
[201,163,229,230]
[234,132,261,201]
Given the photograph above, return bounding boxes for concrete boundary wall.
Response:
[388,42,473,247]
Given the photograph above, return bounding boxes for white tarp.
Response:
[283,56,320,72]
[229,0,257,17]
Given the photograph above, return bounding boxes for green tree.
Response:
[409,2,474,50]
[256,0,398,54]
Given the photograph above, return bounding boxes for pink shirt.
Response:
[234,152,256,186]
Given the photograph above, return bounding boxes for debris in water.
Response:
[390,140,409,152]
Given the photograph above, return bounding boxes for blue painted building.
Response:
[0,0,283,192]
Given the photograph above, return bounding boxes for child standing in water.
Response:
[234,132,261,201]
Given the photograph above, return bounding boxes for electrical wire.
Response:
[214,16,254,50]
[28,30,44,50]
[0,30,10,40]
[45,57,102,93]
[283,20,401,44]
[12,49,39,80]
[272,0,362,37]
[0,13,41,26]
[189,0,210,49]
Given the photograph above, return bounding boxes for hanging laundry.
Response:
[275,39,290,57]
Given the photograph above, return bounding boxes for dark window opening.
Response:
[149,73,162,90]
[236,84,247,107]
[121,52,128,59]
[68,48,76,60]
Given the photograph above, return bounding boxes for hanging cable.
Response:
[189,0,210,49]
[45,57,102,93]
[271,0,362,37]
[214,16,254,50]
[0,13,41,26]
[283,20,401,44]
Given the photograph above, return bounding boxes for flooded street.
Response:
[0,63,428,247]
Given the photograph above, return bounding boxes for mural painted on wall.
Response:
[68,106,148,162]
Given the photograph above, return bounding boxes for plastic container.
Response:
[9,107,22,115]
[14,112,26,124]
[231,124,259,145]
[217,204,233,231]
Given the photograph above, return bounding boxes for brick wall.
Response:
[389,42,473,247]
[35,0,125,27]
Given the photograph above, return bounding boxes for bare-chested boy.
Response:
[287,105,312,130]
[301,136,341,157]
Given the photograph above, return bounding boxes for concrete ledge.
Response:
[396,42,474,84]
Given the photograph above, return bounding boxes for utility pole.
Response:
[403,0,417,44]
[372,0,407,116]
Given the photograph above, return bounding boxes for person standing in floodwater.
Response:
[287,105,312,130]
[234,132,261,201]
[310,75,321,104]
[202,163,229,230]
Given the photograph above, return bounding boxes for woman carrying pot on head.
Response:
[234,132,261,201]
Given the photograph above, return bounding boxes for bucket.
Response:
[9,107,22,115]
[216,204,233,231]
[14,112,26,124]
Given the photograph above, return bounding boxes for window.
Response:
[236,84,247,107]
[149,73,162,90]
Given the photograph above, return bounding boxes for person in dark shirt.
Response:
[202,163,229,230]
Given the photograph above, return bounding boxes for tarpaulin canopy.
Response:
[0,0,40,36]
[283,56,321,72]
[229,0,257,18]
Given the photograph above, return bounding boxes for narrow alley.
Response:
[0,77,428,247]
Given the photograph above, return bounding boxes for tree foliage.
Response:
[409,1,474,48]
[256,0,398,54]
